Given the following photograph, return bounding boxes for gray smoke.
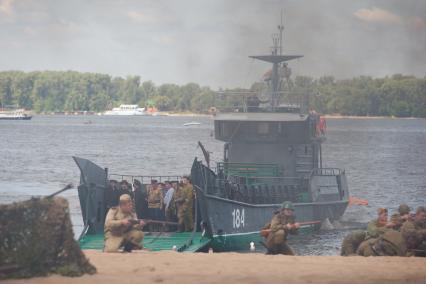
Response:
[0,0,425,88]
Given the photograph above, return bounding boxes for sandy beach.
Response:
[3,250,425,284]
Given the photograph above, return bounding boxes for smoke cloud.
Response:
[0,0,425,88]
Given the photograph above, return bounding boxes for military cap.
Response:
[281,201,295,210]
[377,208,388,215]
[398,204,410,215]
[119,194,132,202]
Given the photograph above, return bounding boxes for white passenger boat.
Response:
[0,108,32,120]
[103,104,146,116]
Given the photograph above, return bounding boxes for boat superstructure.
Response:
[189,17,349,250]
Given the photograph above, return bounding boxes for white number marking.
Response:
[232,209,245,229]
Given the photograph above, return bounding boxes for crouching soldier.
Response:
[401,206,426,256]
[356,230,407,257]
[341,230,367,256]
[263,201,300,255]
[104,194,145,252]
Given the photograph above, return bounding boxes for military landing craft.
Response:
[74,18,349,252]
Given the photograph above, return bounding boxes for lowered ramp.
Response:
[79,232,211,253]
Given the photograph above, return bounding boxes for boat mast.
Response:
[279,9,284,56]
[249,11,303,111]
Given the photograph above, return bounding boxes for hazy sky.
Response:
[1,0,425,88]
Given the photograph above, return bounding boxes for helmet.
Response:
[281,201,294,210]
[398,204,410,215]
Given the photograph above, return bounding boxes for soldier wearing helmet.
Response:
[390,204,412,231]
[262,201,300,255]
[104,194,145,252]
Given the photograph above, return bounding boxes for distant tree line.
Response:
[0,71,425,117]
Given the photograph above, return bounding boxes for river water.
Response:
[1,115,425,255]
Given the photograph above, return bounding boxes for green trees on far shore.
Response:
[0,70,425,117]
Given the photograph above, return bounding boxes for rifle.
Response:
[127,219,179,227]
[46,183,73,199]
[260,220,321,237]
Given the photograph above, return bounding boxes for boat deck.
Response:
[79,232,211,252]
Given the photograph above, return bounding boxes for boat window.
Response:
[257,122,270,135]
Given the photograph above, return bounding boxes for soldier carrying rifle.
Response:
[261,201,300,255]
[104,194,146,253]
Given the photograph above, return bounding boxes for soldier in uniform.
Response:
[174,176,194,232]
[356,208,395,255]
[147,180,164,220]
[401,206,426,256]
[356,230,407,257]
[390,204,411,231]
[263,201,300,255]
[104,194,145,253]
[340,230,367,256]
[366,208,395,238]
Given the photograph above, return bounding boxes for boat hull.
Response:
[196,188,348,251]
[0,116,32,120]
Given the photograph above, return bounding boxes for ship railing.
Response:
[209,176,310,204]
[216,162,282,179]
[309,168,344,177]
[108,173,182,184]
[227,175,300,186]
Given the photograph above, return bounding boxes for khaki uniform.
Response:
[147,187,163,209]
[341,230,367,256]
[175,184,193,232]
[356,230,407,256]
[390,213,406,231]
[366,219,389,239]
[401,219,426,255]
[356,218,392,256]
[104,207,144,252]
[264,212,297,255]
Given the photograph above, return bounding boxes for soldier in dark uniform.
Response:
[133,179,148,219]
[263,201,300,255]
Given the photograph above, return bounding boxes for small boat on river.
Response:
[103,104,146,116]
[0,107,32,120]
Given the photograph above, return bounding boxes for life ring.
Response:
[316,116,326,135]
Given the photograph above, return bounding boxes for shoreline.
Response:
[322,114,423,119]
[3,250,425,284]
[19,112,424,119]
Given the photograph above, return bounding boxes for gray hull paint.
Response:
[195,186,348,238]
